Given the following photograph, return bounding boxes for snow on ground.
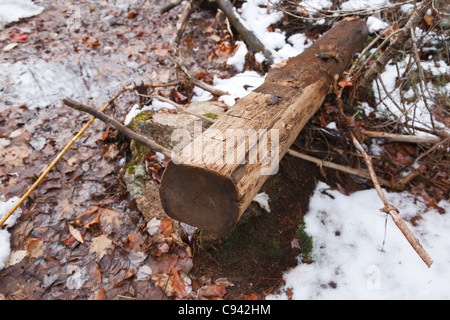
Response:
[123,100,176,126]
[340,0,390,11]
[0,57,145,112]
[0,197,21,270]
[372,47,449,132]
[268,182,450,299]
[0,0,44,27]
[190,0,313,106]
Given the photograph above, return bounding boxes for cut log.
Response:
[159,19,369,236]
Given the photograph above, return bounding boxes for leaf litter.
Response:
[0,0,448,301]
[0,0,238,300]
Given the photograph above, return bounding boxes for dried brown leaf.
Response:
[246,293,258,300]
[159,217,173,236]
[198,284,227,299]
[99,208,121,234]
[171,267,186,298]
[68,224,86,246]
[90,234,113,260]
[93,287,106,300]
[24,238,44,259]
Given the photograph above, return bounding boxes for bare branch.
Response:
[61,98,172,158]
[363,130,442,144]
[170,0,228,96]
[358,0,433,93]
[286,149,398,189]
[352,134,434,268]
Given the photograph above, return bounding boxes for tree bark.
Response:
[159,19,368,235]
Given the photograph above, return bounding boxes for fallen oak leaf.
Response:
[159,217,173,236]
[171,267,187,298]
[5,250,28,268]
[197,284,227,299]
[93,287,106,300]
[68,224,87,246]
[24,238,44,259]
[89,234,113,260]
[84,211,101,229]
[76,206,99,224]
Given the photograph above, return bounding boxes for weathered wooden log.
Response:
[160,19,368,236]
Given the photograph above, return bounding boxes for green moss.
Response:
[295,221,313,260]
[203,113,218,120]
[126,141,150,175]
[133,110,153,122]
[266,235,281,258]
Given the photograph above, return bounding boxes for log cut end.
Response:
[159,161,240,236]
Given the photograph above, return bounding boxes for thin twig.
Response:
[352,133,434,268]
[411,136,449,166]
[61,98,172,158]
[363,130,442,144]
[170,0,227,97]
[358,0,433,93]
[286,149,399,189]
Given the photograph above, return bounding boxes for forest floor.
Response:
[0,0,448,300]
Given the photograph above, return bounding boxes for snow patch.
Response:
[0,0,44,26]
[227,41,248,72]
[124,100,176,126]
[366,16,389,33]
[214,71,266,107]
[268,182,450,300]
[253,192,271,213]
[340,0,390,11]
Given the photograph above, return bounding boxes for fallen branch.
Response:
[410,136,449,166]
[0,88,132,228]
[61,98,172,158]
[286,149,398,189]
[216,0,275,64]
[160,0,183,14]
[358,0,432,93]
[363,130,442,144]
[352,133,434,268]
[170,0,227,96]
